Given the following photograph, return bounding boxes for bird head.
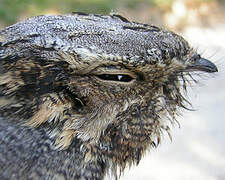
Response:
[0,14,217,164]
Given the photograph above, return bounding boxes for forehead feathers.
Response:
[0,14,191,69]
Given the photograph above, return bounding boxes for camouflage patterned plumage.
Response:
[0,13,217,179]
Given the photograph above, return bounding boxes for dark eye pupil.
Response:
[96,74,133,82]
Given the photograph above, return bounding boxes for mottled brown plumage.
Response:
[0,13,218,179]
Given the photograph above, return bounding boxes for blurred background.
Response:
[0,0,224,179]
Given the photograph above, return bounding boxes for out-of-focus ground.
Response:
[0,0,224,179]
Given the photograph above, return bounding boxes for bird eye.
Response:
[96,74,134,82]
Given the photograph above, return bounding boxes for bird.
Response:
[0,12,218,180]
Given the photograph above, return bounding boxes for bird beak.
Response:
[188,58,218,73]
